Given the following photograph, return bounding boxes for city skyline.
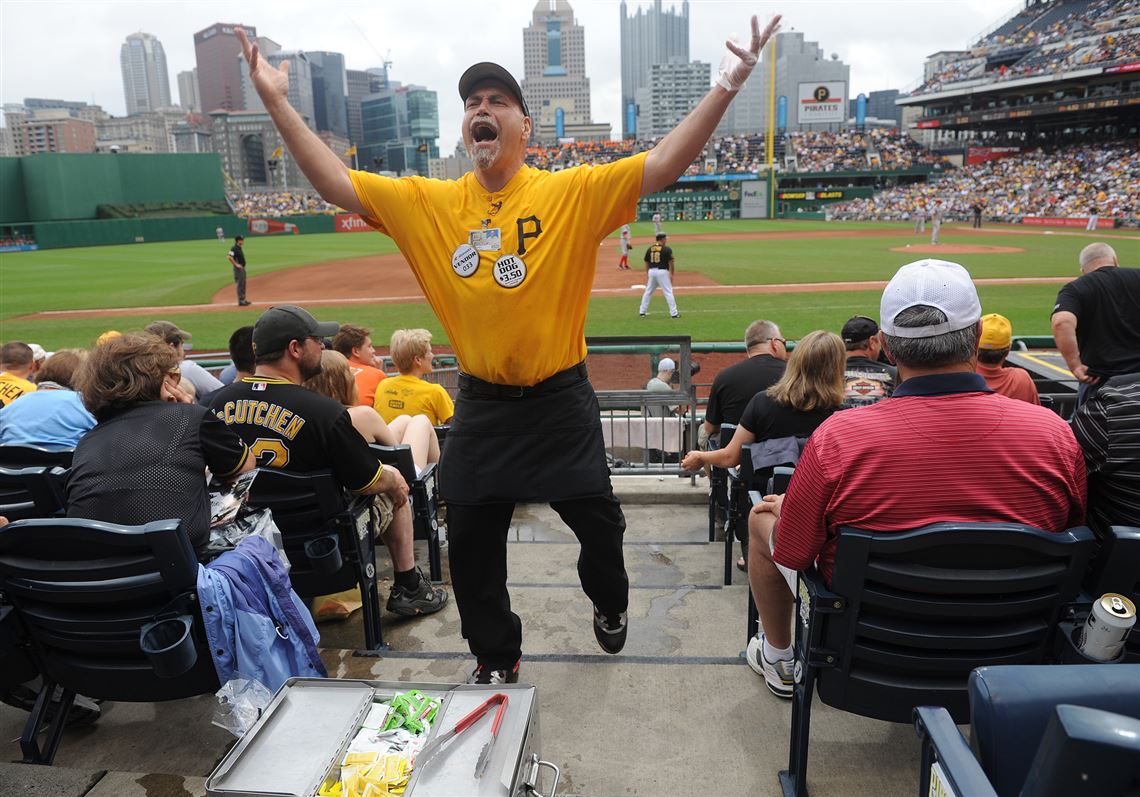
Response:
[2,0,1019,147]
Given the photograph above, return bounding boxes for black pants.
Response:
[440,366,629,668]
[448,494,628,669]
[233,266,246,302]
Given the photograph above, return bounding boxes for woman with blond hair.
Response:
[304,349,439,472]
[681,330,847,476]
[373,328,454,426]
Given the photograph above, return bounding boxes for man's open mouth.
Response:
[472,120,498,143]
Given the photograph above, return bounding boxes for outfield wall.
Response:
[1,153,228,224]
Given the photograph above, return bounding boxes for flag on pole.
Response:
[346,145,357,157]
[271,146,283,160]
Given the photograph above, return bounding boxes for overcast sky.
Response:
[1,0,1016,150]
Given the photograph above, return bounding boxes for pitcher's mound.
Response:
[889,244,1025,254]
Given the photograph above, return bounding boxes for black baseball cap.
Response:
[459,62,530,118]
[253,305,339,355]
[841,316,879,343]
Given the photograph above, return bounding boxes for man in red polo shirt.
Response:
[744,259,1087,698]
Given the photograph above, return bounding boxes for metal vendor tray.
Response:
[205,677,559,797]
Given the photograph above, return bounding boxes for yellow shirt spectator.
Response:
[374,375,454,426]
[0,373,36,407]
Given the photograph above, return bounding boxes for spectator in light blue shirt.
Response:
[0,349,95,449]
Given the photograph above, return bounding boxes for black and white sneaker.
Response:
[386,568,448,616]
[467,660,520,684]
[593,606,628,654]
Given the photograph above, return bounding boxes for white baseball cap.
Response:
[657,357,676,372]
[880,259,981,339]
[28,343,47,362]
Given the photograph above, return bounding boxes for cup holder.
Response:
[140,615,198,678]
[304,534,343,575]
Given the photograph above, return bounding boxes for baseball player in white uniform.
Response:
[652,212,663,236]
[640,233,680,318]
[618,224,632,270]
[930,202,943,245]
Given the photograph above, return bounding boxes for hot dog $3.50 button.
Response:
[493,254,527,288]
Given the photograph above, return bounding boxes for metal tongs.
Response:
[415,692,509,779]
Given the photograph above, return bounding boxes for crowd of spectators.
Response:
[915,0,1140,94]
[789,129,943,172]
[524,139,640,171]
[828,140,1140,222]
[228,191,340,217]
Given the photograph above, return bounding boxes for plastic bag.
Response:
[212,675,272,737]
[208,471,290,570]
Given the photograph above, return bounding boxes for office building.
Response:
[308,51,349,138]
[209,109,310,190]
[619,0,689,139]
[24,98,108,125]
[96,108,186,153]
[7,110,96,155]
[194,22,257,113]
[346,67,389,145]
[848,89,903,127]
[730,31,850,134]
[177,69,200,112]
[240,46,316,130]
[121,32,172,114]
[360,85,439,176]
[428,153,473,180]
[635,57,708,138]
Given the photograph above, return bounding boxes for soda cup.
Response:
[1078,593,1136,662]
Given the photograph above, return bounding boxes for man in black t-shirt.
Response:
[639,233,680,318]
[209,304,447,617]
[1051,243,1140,401]
[228,235,251,306]
[702,319,788,447]
[839,316,895,409]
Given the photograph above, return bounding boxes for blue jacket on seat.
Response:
[197,535,326,692]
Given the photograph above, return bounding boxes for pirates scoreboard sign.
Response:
[798,82,847,125]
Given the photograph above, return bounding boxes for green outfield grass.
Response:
[1,219,1133,349]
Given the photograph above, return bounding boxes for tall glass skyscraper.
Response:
[120,32,172,114]
[308,51,349,138]
[360,85,439,176]
[619,0,689,139]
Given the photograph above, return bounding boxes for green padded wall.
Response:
[15,153,226,222]
[0,158,29,223]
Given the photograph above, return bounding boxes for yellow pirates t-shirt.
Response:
[0,373,36,407]
[349,152,647,386]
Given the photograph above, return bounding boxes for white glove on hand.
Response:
[716,14,782,92]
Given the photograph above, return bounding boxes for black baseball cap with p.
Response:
[253,305,339,355]
[841,316,879,344]
[459,62,530,118]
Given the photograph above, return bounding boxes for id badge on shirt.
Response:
[469,228,501,252]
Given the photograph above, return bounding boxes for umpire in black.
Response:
[228,235,250,307]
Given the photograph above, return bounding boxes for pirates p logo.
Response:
[814,86,830,102]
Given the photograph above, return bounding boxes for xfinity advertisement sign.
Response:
[740,180,768,219]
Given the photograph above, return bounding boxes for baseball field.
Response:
[2,219,1136,350]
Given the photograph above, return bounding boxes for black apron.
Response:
[438,364,611,504]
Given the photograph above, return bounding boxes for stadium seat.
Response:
[744,465,795,645]
[369,444,443,583]
[779,522,1095,797]
[0,445,73,469]
[0,517,219,765]
[914,663,1140,797]
[247,469,384,650]
[0,466,67,521]
[707,423,735,546]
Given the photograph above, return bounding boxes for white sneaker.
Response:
[746,634,794,699]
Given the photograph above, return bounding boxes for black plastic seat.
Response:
[246,469,383,650]
[743,465,795,644]
[0,517,218,764]
[706,423,736,546]
[0,466,67,521]
[779,522,1095,797]
[370,444,443,583]
[0,445,74,469]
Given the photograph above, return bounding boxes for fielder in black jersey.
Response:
[209,305,447,618]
